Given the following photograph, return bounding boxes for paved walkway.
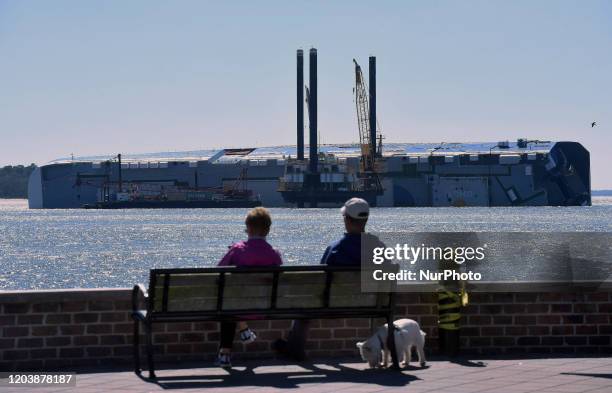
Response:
[3,356,612,393]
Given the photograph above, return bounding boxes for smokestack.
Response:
[369,56,377,157]
[309,48,318,173]
[296,49,304,160]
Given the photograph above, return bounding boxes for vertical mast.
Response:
[308,48,318,174]
[296,49,304,160]
[117,154,122,192]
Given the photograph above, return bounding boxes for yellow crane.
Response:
[353,59,383,192]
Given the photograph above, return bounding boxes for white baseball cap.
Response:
[340,198,370,220]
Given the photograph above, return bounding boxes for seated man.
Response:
[320,197,370,266]
[275,198,370,360]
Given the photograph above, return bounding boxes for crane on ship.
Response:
[353,59,383,192]
[278,49,384,207]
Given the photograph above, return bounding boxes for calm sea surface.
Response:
[1,198,611,290]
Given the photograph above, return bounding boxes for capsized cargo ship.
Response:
[28,140,591,209]
[27,48,591,208]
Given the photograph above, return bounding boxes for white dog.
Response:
[356,319,426,368]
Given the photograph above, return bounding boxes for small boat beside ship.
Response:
[83,190,261,209]
[84,173,261,209]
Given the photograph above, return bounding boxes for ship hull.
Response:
[279,190,381,207]
[29,141,591,208]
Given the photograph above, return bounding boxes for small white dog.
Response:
[356,318,426,368]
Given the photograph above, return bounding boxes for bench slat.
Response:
[221,273,275,310]
[275,271,327,308]
[163,273,220,286]
[167,298,218,312]
[279,271,327,284]
[152,273,220,312]
[155,285,218,298]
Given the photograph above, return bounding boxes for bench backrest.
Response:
[146,265,397,316]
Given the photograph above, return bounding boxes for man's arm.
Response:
[320,246,332,265]
[273,249,283,266]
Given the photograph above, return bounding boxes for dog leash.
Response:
[376,323,399,349]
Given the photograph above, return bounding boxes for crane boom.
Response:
[353,58,383,193]
[353,59,375,172]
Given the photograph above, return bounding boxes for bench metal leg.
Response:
[386,315,400,370]
[133,319,141,375]
[145,322,156,379]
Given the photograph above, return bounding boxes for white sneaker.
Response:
[239,328,257,344]
[215,352,232,368]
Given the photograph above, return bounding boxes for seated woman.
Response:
[216,207,282,368]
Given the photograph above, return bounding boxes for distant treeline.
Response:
[0,164,37,198]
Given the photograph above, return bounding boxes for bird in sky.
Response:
[591,121,597,127]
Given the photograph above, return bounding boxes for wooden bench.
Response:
[131,265,399,378]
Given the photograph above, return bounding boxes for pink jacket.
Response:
[218,238,283,267]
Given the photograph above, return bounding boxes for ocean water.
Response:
[1,198,611,290]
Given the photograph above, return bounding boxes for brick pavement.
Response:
[2,356,611,393]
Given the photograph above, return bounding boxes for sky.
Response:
[0,0,611,188]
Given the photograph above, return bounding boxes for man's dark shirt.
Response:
[320,233,362,266]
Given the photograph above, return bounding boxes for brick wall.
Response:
[460,292,612,355]
[1,288,610,371]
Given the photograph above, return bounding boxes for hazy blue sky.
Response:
[1,1,611,187]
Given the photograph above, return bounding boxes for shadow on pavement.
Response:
[146,361,421,390]
[448,358,487,367]
[561,372,612,380]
